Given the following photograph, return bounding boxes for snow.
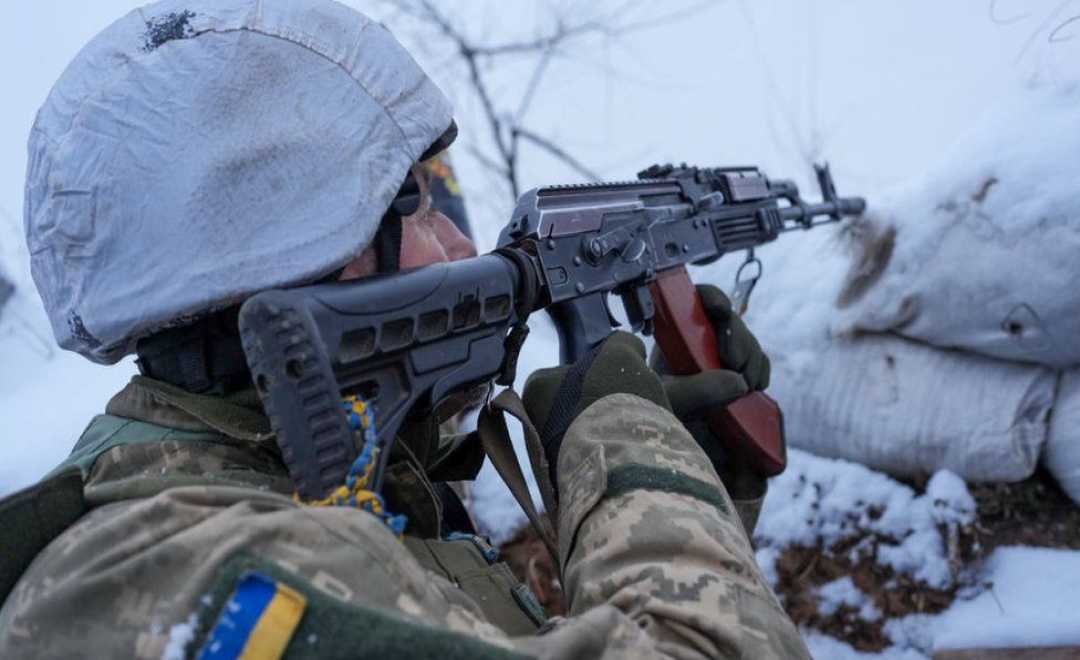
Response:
[804,631,928,660]
[1045,368,1080,506]
[759,449,1080,657]
[816,577,881,622]
[925,471,976,527]
[759,450,1080,657]
[886,546,1080,655]
[0,218,135,494]
[756,545,782,588]
[671,26,1080,484]
[0,320,135,492]
[756,450,975,590]
[694,86,1080,484]
[831,85,1080,369]
[161,613,199,660]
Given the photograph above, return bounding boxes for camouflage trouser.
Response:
[0,393,808,659]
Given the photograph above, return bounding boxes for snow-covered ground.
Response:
[896,547,1080,653]
[773,450,1080,658]
[755,451,977,592]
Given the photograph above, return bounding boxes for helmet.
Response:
[25,0,454,364]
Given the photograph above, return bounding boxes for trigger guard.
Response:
[603,293,621,329]
[618,285,655,334]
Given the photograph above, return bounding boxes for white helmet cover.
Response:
[25,0,453,363]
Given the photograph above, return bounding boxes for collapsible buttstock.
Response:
[649,266,787,476]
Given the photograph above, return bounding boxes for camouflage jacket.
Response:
[0,376,809,659]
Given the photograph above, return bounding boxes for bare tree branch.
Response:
[377,0,708,202]
[595,0,719,38]
[1013,0,1075,62]
[412,0,523,193]
[466,144,510,179]
[1049,14,1080,41]
[514,46,554,124]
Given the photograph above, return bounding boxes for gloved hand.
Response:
[651,284,770,391]
[522,331,669,497]
[650,284,772,532]
[650,283,771,446]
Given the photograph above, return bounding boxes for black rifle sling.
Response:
[476,389,559,566]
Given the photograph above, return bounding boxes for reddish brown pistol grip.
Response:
[648,266,787,477]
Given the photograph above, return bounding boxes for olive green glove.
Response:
[650,284,772,532]
[650,284,771,424]
[522,331,669,498]
[651,284,769,388]
[704,283,770,390]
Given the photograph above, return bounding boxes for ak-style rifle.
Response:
[239,164,865,499]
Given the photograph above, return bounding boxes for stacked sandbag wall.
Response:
[1045,371,1080,504]
[768,333,1054,481]
[698,83,1080,498]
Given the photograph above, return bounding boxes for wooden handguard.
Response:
[649,266,787,477]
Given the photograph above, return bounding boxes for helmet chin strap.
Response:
[134,306,252,396]
[381,162,429,275]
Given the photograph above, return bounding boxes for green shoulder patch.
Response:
[605,464,731,515]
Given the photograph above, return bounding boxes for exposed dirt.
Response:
[771,529,978,652]
[967,466,1080,552]
[499,524,565,618]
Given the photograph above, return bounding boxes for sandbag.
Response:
[1044,369,1080,505]
[695,225,1054,482]
[769,332,1054,481]
[691,83,1076,481]
[831,85,1080,369]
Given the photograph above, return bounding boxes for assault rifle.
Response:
[239,164,865,500]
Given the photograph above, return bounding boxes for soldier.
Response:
[0,1,810,658]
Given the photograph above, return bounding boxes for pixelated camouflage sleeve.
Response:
[534,392,810,659]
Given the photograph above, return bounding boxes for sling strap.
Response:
[476,389,559,566]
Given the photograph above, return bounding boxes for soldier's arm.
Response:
[519,334,810,659]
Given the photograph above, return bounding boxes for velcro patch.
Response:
[605,464,731,515]
[198,572,307,660]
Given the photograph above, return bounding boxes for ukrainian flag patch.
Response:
[198,571,307,660]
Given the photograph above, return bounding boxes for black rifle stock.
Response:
[239,163,865,500]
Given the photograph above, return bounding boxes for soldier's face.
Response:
[338,193,476,281]
[399,205,477,269]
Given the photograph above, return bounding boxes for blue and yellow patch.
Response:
[198,572,307,660]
